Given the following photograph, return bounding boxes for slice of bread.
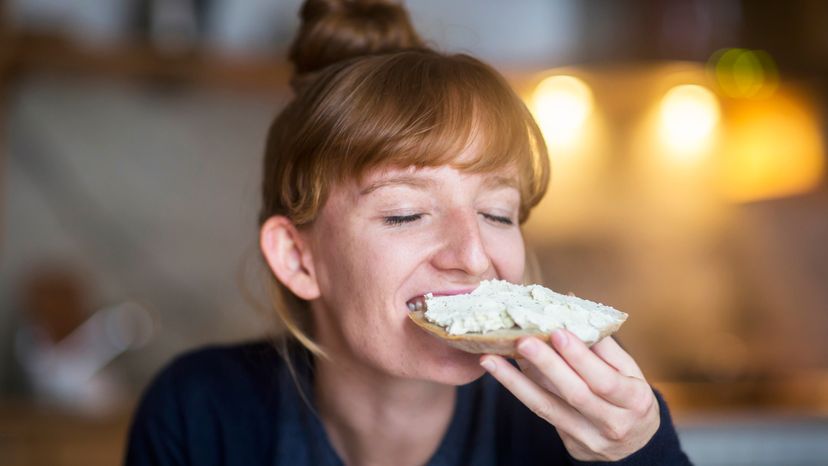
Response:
[409,310,551,356]
[408,280,627,357]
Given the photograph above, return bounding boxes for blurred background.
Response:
[1,0,827,465]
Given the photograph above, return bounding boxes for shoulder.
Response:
[137,339,296,419]
[161,340,283,390]
[166,339,283,374]
[125,340,300,466]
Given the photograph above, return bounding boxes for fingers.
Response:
[513,337,623,423]
[515,358,561,398]
[480,355,591,436]
[549,330,644,408]
[482,333,662,462]
[591,336,646,380]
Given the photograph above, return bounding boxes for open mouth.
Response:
[405,288,477,312]
[406,296,427,312]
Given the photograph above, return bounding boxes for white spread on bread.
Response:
[423,279,627,343]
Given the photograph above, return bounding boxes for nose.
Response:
[431,209,491,277]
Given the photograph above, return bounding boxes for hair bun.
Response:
[289,0,424,91]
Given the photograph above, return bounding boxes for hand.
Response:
[479,330,660,462]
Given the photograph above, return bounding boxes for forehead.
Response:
[357,165,520,195]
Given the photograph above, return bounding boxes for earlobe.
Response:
[260,216,320,300]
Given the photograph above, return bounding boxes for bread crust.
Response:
[408,310,623,357]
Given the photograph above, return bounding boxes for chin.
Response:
[430,365,486,386]
[419,345,487,386]
[397,325,486,385]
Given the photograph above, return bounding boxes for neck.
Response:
[314,353,456,466]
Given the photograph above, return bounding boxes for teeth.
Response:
[406,296,427,312]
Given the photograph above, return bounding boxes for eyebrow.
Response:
[359,176,435,195]
[482,175,520,190]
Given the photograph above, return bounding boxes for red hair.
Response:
[259,0,550,353]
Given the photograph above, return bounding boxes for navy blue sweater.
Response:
[125,341,691,465]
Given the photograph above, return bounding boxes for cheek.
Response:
[311,221,412,324]
[343,232,418,289]
[487,230,526,282]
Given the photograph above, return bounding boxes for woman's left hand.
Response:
[480,329,660,462]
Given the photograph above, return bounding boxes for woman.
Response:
[126,1,691,464]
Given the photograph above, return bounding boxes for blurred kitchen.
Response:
[1,1,826,465]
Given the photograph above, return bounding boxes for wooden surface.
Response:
[0,32,292,93]
[0,401,134,466]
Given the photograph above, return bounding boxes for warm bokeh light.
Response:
[520,71,610,237]
[718,92,825,203]
[531,75,594,150]
[659,84,721,160]
[710,48,779,99]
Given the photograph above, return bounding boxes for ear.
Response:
[260,215,320,300]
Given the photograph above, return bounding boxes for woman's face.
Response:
[303,157,526,385]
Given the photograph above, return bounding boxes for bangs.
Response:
[268,50,550,225]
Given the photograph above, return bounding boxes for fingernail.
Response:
[517,338,538,357]
[480,358,496,373]
[552,329,569,349]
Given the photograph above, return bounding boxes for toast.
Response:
[408,280,627,357]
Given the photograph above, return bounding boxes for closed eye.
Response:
[383,214,423,226]
[481,213,514,226]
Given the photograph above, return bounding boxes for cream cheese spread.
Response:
[423,279,627,343]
